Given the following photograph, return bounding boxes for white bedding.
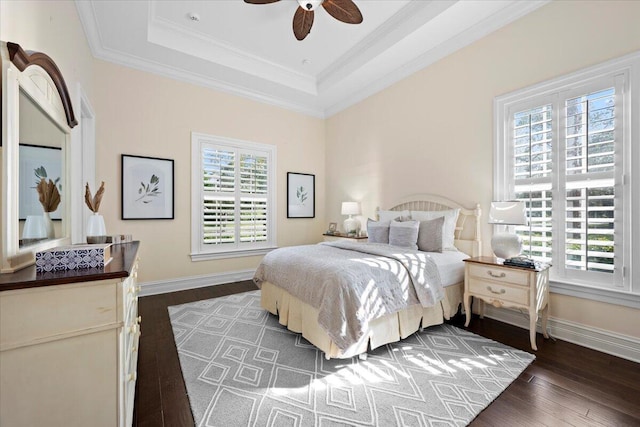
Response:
[429,250,470,287]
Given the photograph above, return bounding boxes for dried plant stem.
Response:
[85,181,105,213]
[37,178,61,213]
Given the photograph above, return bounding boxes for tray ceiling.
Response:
[76,0,548,117]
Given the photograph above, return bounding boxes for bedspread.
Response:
[253,241,443,350]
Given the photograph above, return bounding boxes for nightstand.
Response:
[463,256,550,350]
[322,233,368,243]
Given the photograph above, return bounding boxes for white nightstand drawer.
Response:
[468,278,529,306]
[467,263,529,286]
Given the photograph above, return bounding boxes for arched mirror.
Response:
[1,42,77,273]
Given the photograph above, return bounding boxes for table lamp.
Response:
[488,201,527,259]
[341,201,361,235]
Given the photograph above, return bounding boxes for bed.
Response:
[254,194,482,359]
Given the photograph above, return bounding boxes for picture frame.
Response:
[287,172,315,218]
[328,222,337,234]
[19,144,63,220]
[121,154,174,220]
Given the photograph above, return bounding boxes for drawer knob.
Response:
[487,286,506,295]
[128,372,137,382]
[487,271,506,278]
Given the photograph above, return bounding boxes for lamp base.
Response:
[343,217,360,235]
[491,232,522,259]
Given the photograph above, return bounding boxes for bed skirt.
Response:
[260,281,463,359]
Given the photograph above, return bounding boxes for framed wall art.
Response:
[19,144,63,220]
[121,154,174,220]
[287,172,315,218]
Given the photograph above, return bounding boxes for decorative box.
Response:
[35,244,112,272]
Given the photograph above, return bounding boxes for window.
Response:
[191,133,276,260]
[495,52,640,307]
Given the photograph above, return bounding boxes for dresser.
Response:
[0,241,141,427]
[463,256,550,350]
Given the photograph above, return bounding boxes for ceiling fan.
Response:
[244,0,363,41]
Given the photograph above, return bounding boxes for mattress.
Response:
[430,249,470,287]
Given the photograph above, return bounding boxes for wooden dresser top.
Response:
[0,241,140,292]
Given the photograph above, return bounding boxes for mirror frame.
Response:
[1,41,77,273]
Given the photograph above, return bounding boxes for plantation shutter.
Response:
[202,148,236,245]
[563,88,616,274]
[512,104,554,264]
[200,145,272,250]
[509,84,620,284]
[239,153,268,243]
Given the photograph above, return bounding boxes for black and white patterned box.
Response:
[35,244,112,272]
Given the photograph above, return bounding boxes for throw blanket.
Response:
[253,241,443,350]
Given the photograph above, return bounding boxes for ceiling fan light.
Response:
[297,0,323,11]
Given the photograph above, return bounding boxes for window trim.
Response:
[494,50,640,308]
[190,132,277,261]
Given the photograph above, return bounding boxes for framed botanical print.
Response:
[121,154,174,220]
[287,172,315,218]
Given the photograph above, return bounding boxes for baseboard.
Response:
[482,306,640,363]
[139,269,255,297]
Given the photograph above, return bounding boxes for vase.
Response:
[86,213,107,244]
[42,211,55,239]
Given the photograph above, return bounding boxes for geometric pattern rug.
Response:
[168,290,535,427]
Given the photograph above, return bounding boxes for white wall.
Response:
[325,0,640,339]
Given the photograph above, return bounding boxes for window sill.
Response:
[550,279,640,309]
[191,247,277,261]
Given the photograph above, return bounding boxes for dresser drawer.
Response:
[468,277,529,306]
[467,263,529,286]
[0,280,119,350]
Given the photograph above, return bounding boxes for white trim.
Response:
[190,132,277,258]
[550,280,640,309]
[139,269,255,297]
[482,306,640,363]
[190,247,276,262]
[70,84,96,244]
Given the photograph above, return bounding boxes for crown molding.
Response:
[77,0,549,119]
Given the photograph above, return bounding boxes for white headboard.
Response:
[381,194,482,257]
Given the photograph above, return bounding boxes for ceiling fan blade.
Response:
[322,0,363,24]
[244,0,280,4]
[293,7,314,41]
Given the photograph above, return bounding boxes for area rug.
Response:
[169,291,534,427]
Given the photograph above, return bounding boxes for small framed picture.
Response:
[121,154,174,220]
[328,222,337,234]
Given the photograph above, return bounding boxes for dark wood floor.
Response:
[133,281,640,426]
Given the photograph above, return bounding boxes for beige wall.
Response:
[0,0,94,102]
[325,0,640,338]
[93,61,325,283]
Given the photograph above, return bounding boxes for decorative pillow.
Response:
[367,219,390,244]
[410,209,460,250]
[389,220,419,250]
[417,217,444,253]
[378,209,410,223]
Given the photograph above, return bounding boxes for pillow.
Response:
[378,209,410,223]
[367,219,390,243]
[389,220,419,250]
[417,217,444,253]
[410,209,460,250]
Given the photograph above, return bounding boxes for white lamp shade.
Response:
[488,201,527,225]
[341,202,360,216]
[22,215,47,239]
